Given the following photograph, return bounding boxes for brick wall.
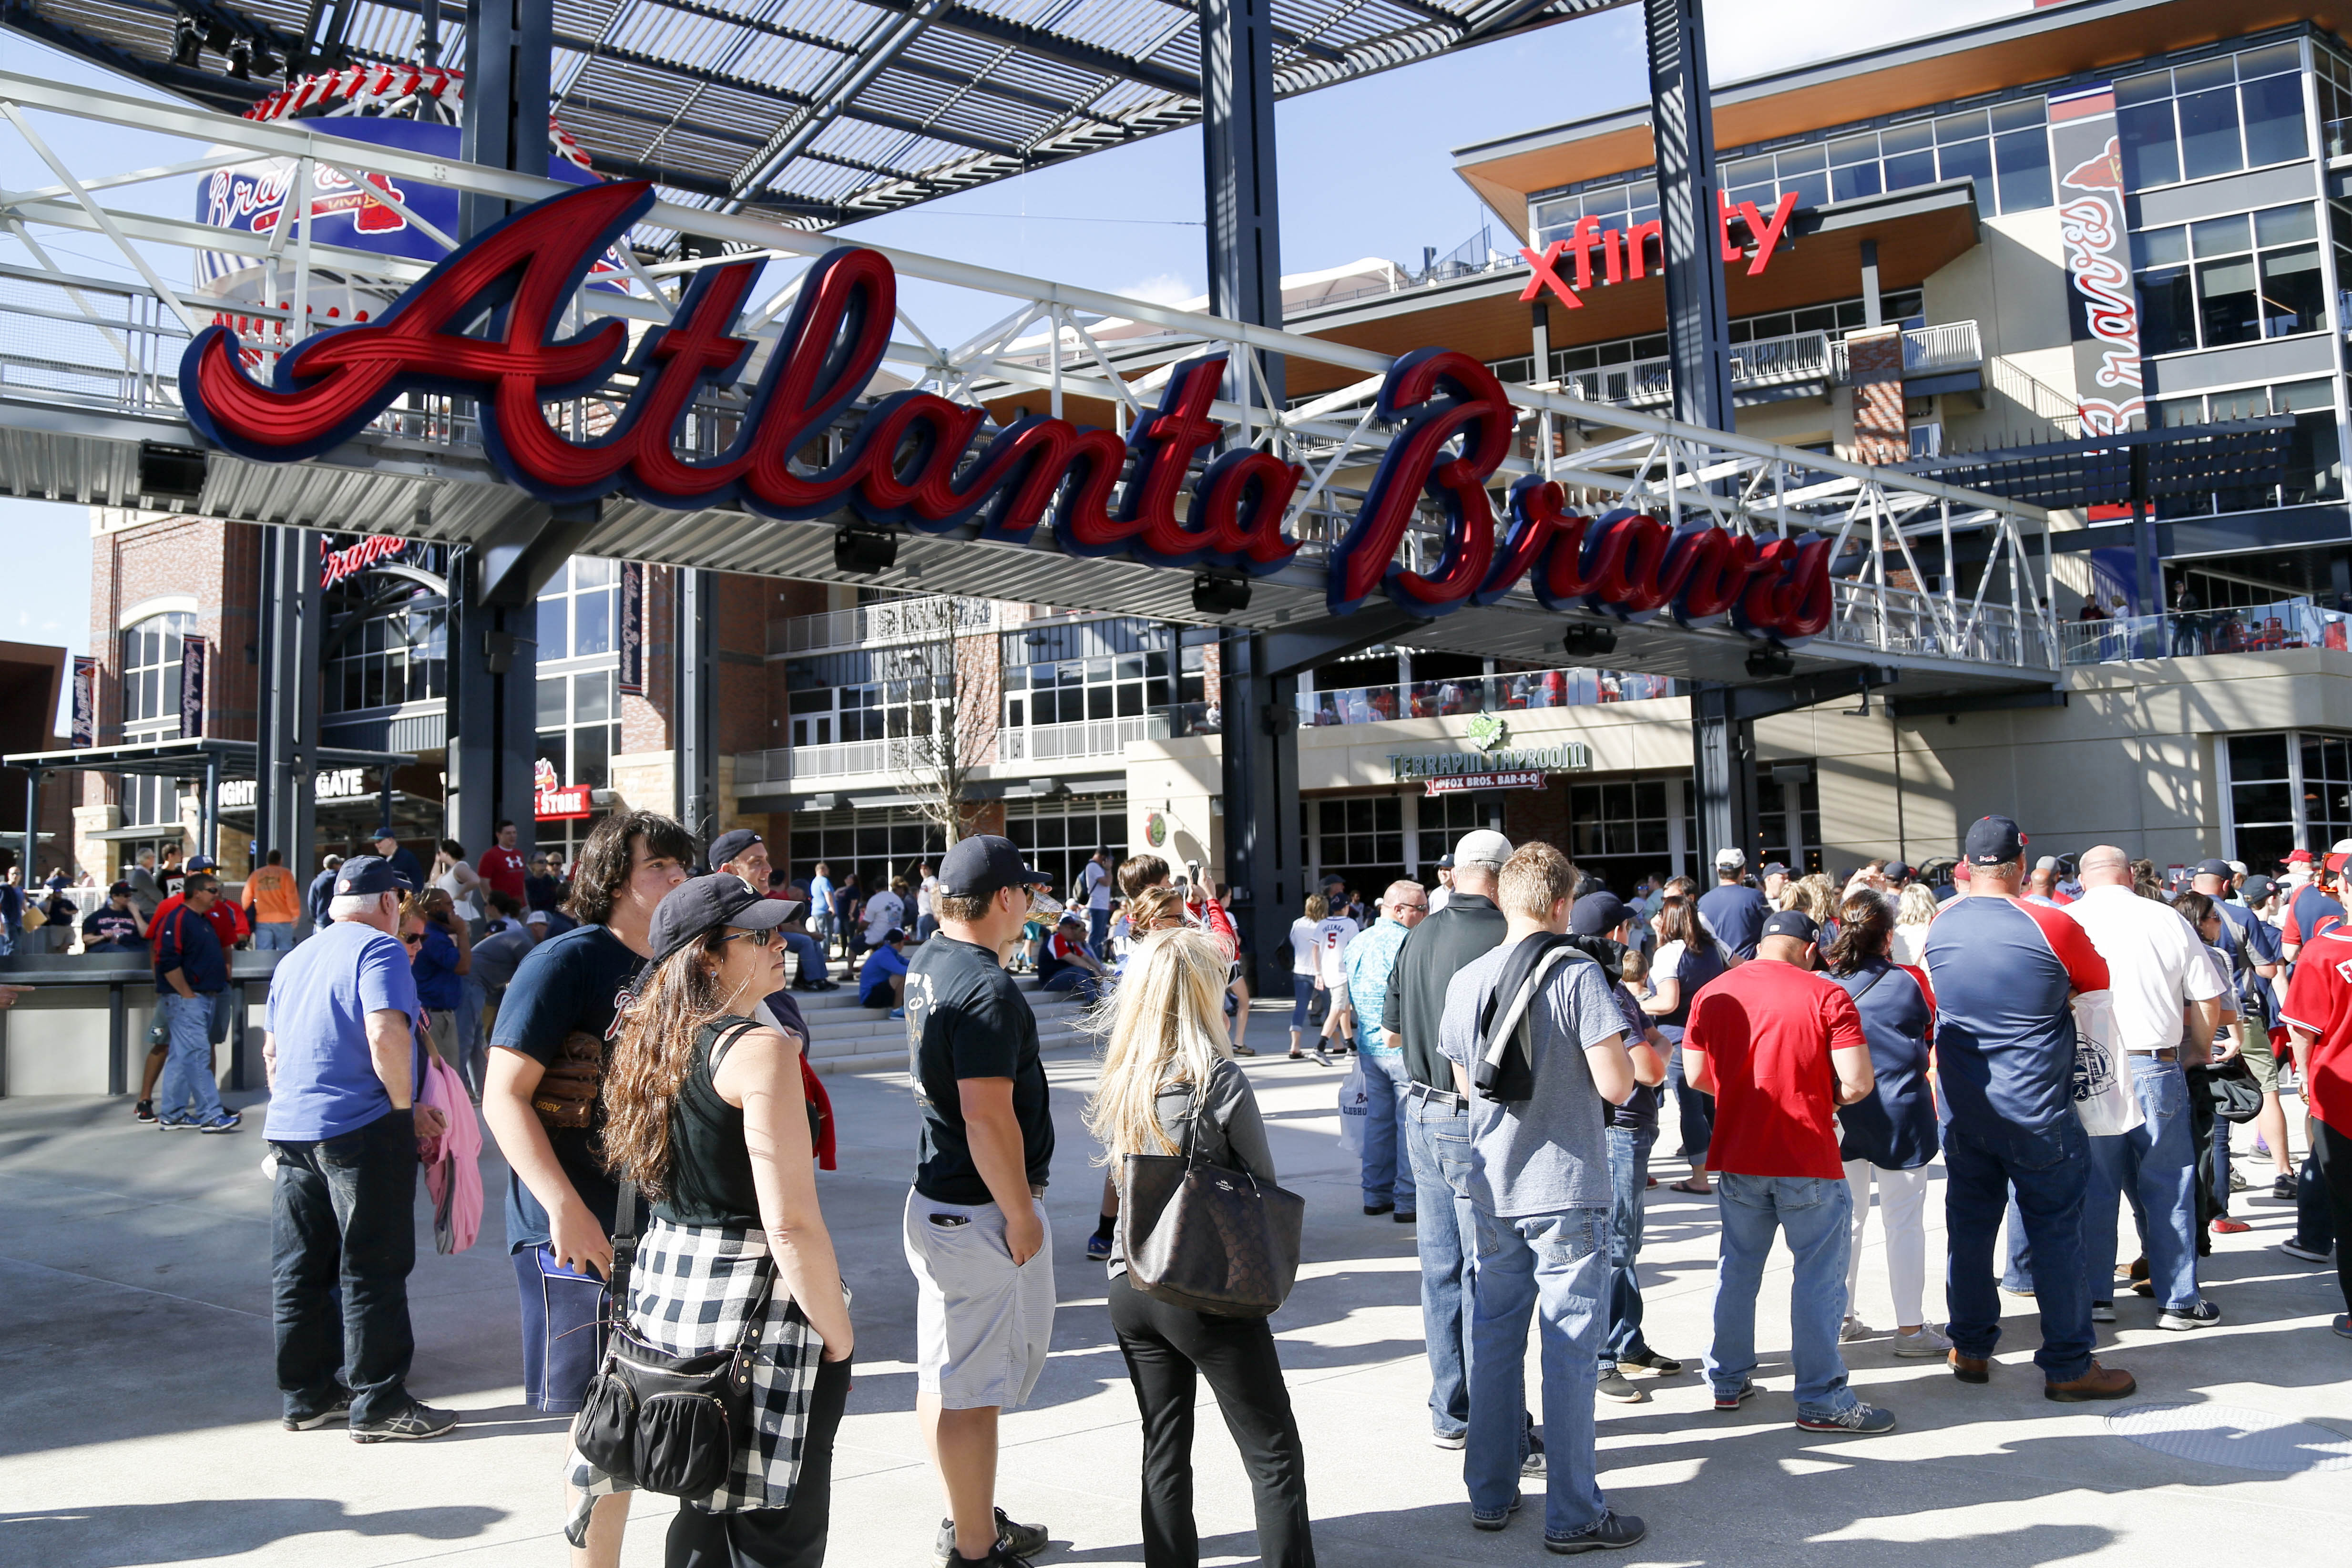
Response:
[1503,778,1573,860]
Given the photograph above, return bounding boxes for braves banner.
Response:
[179,180,1835,646]
[2049,83,2144,435]
[617,560,645,695]
[180,635,207,739]
[70,655,97,748]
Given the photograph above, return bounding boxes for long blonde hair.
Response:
[602,933,734,1199]
[1084,927,1233,1161]
[1896,882,1940,926]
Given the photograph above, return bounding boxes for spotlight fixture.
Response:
[1561,621,1617,658]
[1745,646,1796,680]
[1191,572,1251,616]
[833,525,898,575]
[226,38,251,78]
[171,15,203,67]
[203,20,234,52]
[137,441,209,505]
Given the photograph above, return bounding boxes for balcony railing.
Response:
[1298,666,1677,727]
[2059,598,2352,666]
[999,716,1158,762]
[736,739,900,791]
[1828,321,1984,381]
[1562,330,1834,411]
[769,595,998,657]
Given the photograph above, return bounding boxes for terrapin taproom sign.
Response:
[181,181,1834,645]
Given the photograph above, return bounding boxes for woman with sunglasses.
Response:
[571,875,855,1568]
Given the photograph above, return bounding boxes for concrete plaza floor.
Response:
[7,1018,2352,1567]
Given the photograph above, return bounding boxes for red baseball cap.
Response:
[2288,849,2317,863]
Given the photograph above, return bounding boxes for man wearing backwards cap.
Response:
[261,853,457,1441]
[1922,816,2137,1403]
[903,834,1055,1568]
[1683,909,1893,1434]
[2195,859,2291,1197]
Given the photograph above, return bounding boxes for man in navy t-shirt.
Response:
[1698,848,1770,958]
[261,854,455,1440]
[2284,858,2347,960]
[1922,816,2136,1404]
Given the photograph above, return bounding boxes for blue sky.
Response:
[0,0,2020,725]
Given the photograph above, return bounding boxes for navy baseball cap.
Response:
[1761,861,1789,877]
[1761,909,1819,944]
[1963,815,2027,866]
[646,875,801,967]
[185,855,217,872]
[709,828,764,869]
[1570,891,1635,936]
[937,835,1051,900]
[108,880,131,895]
[2193,858,2233,880]
[2242,873,2278,902]
[334,854,414,897]
[1884,861,1912,881]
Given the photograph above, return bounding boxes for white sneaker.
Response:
[1839,1316,1875,1343]
[1891,1323,1954,1357]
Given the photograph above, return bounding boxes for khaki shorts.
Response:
[2238,1019,2280,1093]
[903,1189,1056,1410]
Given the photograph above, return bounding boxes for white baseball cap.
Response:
[1714,846,1747,869]
[1453,829,1513,868]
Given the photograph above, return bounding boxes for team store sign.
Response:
[181,180,1832,645]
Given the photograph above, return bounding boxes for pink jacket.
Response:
[418,1053,484,1253]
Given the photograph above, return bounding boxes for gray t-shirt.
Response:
[1439,942,1625,1218]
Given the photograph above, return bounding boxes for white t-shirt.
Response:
[1314,916,1356,988]
[1083,860,1113,912]
[864,890,905,943]
[1288,916,1320,978]
[2065,884,2226,1052]
[1651,939,1687,981]
[1427,886,1452,913]
[1889,924,1929,967]
[437,863,481,922]
[917,875,938,918]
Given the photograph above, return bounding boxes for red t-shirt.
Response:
[478,844,529,903]
[2279,925,2352,1133]
[146,892,246,951]
[1683,959,1867,1179]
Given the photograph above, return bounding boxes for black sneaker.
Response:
[933,1507,1047,1564]
[1547,1511,1648,1554]
[1596,1369,1647,1404]
[2275,1172,2301,1200]
[1363,1201,1394,1217]
[283,1391,353,1431]
[2158,1300,2222,1331]
[133,1099,156,1123]
[349,1401,458,1442]
[1615,1348,1683,1375]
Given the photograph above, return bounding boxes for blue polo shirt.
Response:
[861,940,908,1002]
[410,925,465,1009]
[263,920,422,1141]
[1921,894,2108,1150]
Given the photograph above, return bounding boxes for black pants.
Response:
[270,1110,419,1425]
[2310,1119,2352,1315]
[1107,1272,1314,1568]
[667,1355,854,1568]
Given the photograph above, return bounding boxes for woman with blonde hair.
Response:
[1889,882,1941,967]
[1087,927,1313,1568]
[1285,892,1329,1060]
[569,877,854,1568]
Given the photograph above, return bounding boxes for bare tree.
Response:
[886,599,997,846]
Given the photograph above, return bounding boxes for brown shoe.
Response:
[2044,1360,2137,1403]
[1949,1350,1990,1384]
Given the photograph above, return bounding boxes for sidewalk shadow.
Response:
[1,1498,507,1567]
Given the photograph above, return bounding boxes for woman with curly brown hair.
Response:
[566,875,854,1568]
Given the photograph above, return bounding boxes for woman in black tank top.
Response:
[590,877,855,1567]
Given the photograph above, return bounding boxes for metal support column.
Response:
[1216,635,1299,991]
[449,545,542,861]
[202,753,220,864]
[263,524,325,880]
[1689,682,1762,878]
[675,568,717,843]
[19,766,36,881]
[459,0,552,238]
[1645,0,1735,432]
[1204,0,1295,981]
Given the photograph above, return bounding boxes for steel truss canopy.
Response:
[0,738,417,778]
[0,73,2059,698]
[5,0,1637,227]
[1899,419,2295,511]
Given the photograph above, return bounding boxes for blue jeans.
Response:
[252,921,296,951]
[1404,1091,1476,1440]
[1944,1116,2095,1382]
[1360,1050,1416,1212]
[1601,1125,1659,1365]
[155,990,226,1123]
[2085,1056,2200,1311]
[1467,1209,1610,1539]
[782,930,826,984]
[1042,968,1109,1004]
[454,974,488,1099]
[1089,907,1111,956]
[1707,1173,1856,1418]
[2002,1193,2034,1292]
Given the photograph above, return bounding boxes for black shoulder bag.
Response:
[1119,1077,1306,1318]
[572,1022,775,1497]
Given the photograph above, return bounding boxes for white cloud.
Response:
[1115,272,1202,308]
[1701,0,2029,80]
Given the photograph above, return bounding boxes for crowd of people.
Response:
[94,795,2352,1568]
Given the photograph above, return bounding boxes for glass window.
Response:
[2242,70,2310,164]
[536,554,620,666]
[120,610,195,733]
[2256,203,2318,246]
[1829,132,1880,166]
[2194,253,2261,345]
[1994,128,2052,212]
[1934,110,1991,143]
[1937,136,1994,207]
[2119,97,2181,188]
[2135,225,2190,269]
[1883,146,1937,191]
[2259,244,2325,336]
[2190,213,2251,255]
[1990,98,2047,133]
